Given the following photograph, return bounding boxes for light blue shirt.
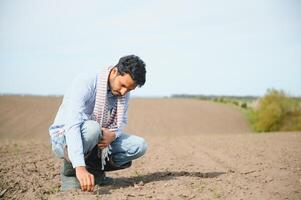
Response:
[49,73,128,168]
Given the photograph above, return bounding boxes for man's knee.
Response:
[129,137,147,158]
[81,120,101,142]
[139,138,148,156]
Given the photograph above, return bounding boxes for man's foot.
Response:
[104,156,132,172]
[60,165,113,191]
[60,165,80,191]
[62,159,75,176]
[94,171,114,185]
[84,146,114,185]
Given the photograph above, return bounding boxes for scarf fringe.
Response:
[99,145,111,170]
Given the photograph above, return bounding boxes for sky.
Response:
[0,0,300,97]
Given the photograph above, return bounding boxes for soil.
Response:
[0,96,300,200]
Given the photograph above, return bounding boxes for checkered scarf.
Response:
[92,66,129,169]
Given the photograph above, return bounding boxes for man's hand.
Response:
[75,166,94,192]
[97,128,116,149]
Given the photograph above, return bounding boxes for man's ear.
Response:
[112,67,119,76]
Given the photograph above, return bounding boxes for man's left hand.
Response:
[97,128,116,149]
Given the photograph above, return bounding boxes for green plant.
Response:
[251,89,301,132]
[241,102,248,109]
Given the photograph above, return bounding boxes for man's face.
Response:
[109,69,137,96]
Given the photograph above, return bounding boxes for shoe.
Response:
[60,165,80,191]
[62,159,75,176]
[85,146,102,174]
[104,155,132,172]
[94,171,114,185]
[85,146,114,185]
[85,146,132,172]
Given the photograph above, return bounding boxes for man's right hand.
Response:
[75,166,94,192]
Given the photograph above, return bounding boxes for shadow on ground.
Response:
[96,170,226,195]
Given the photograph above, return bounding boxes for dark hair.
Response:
[115,55,146,87]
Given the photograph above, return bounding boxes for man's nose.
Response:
[120,88,127,96]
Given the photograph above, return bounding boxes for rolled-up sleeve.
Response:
[64,74,94,168]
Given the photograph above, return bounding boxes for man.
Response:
[49,55,147,192]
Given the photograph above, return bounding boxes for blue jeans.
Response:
[71,120,147,166]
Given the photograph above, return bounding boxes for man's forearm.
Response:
[65,125,86,168]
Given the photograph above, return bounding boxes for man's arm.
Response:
[64,73,96,191]
[64,74,94,167]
